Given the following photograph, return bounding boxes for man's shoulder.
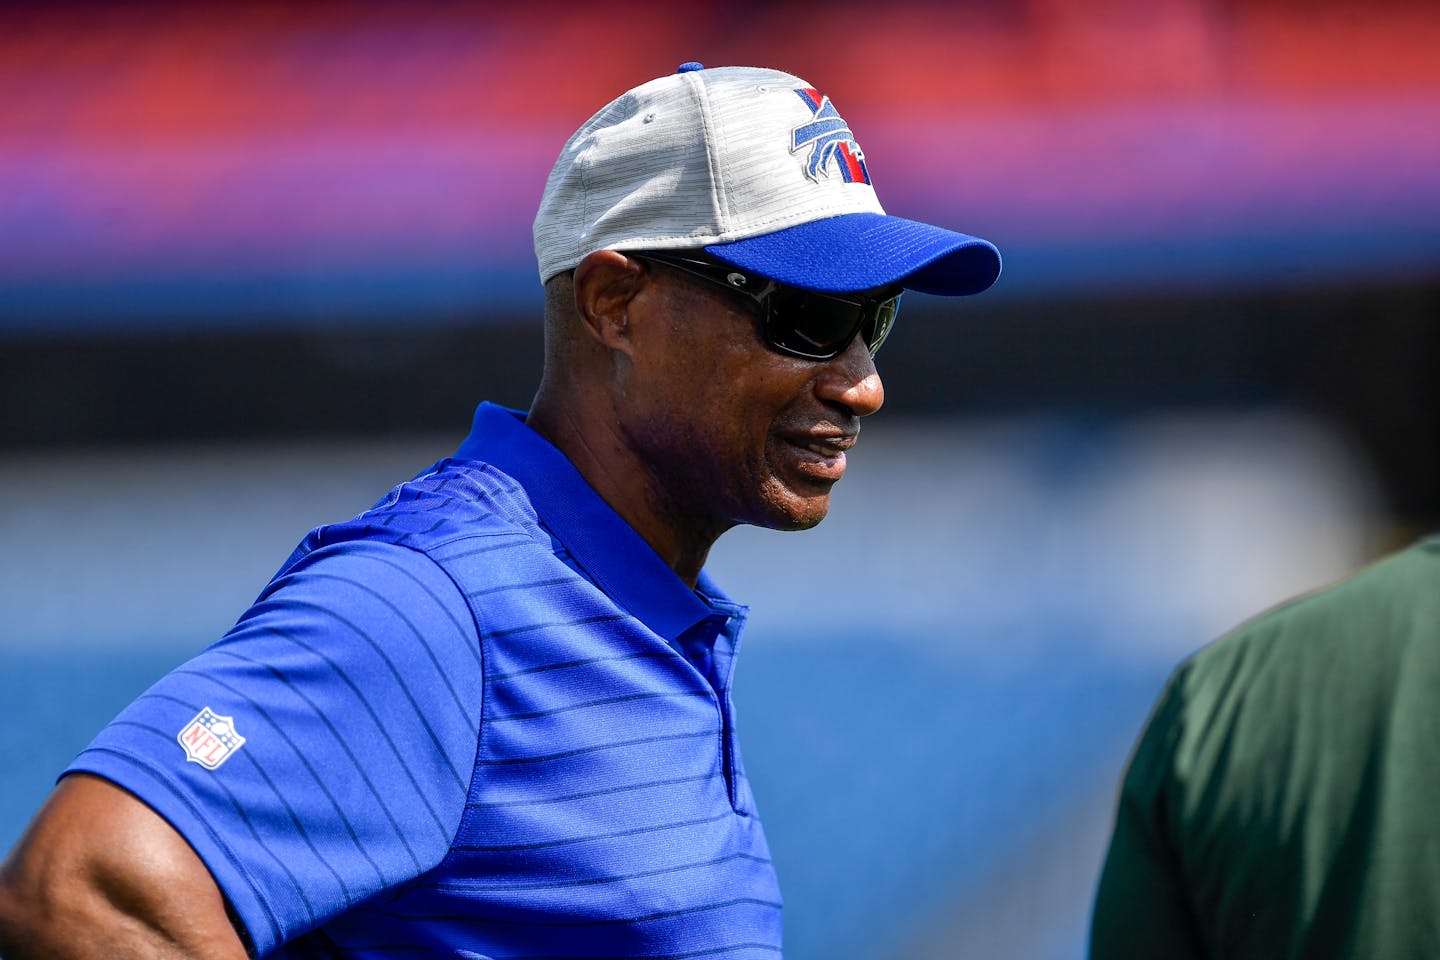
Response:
[260,457,551,600]
[1177,536,1440,705]
[1214,536,1440,651]
[314,457,543,555]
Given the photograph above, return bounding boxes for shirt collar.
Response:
[454,402,736,641]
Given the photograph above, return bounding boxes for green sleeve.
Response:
[1089,668,1207,960]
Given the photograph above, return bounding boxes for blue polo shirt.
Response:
[68,402,782,958]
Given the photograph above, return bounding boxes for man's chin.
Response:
[756,488,833,532]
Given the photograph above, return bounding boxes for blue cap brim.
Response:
[705,212,1001,296]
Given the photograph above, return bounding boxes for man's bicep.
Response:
[0,774,248,959]
[1090,676,1206,960]
[1090,783,1205,960]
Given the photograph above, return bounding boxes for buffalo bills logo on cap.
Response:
[790,88,871,185]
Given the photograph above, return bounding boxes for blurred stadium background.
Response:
[1,2,1437,958]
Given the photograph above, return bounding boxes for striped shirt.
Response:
[68,402,783,958]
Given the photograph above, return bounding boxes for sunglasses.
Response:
[631,251,902,361]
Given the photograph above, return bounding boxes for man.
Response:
[1090,535,1440,959]
[0,63,999,957]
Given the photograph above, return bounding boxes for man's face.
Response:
[616,258,886,539]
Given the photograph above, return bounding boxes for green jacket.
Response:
[1091,537,1440,959]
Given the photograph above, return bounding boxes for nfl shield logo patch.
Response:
[177,707,247,770]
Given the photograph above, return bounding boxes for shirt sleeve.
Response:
[65,539,484,956]
[1089,666,1207,960]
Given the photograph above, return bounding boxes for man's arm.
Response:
[1089,780,1205,960]
[0,774,249,960]
[1089,670,1206,960]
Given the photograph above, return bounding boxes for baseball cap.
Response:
[533,62,1001,297]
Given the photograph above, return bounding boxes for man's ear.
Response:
[573,250,645,354]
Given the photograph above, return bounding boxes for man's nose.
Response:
[813,334,885,417]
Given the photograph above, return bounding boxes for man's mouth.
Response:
[780,431,858,483]
[803,436,854,457]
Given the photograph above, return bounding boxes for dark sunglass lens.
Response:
[864,295,901,356]
[766,288,866,359]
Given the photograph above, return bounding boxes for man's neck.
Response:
[526,392,721,589]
